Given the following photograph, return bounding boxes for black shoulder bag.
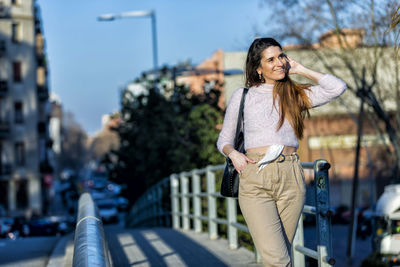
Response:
[220,88,249,198]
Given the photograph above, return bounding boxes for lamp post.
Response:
[98,10,159,83]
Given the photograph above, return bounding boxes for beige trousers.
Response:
[239,152,306,267]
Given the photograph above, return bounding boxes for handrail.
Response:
[127,159,335,266]
[72,193,112,267]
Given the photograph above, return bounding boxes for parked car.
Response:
[356,207,373,239]
[0,218,13,237]
[92,178,108,190]
[48,215,75,235]
[0,205,6,217]
[96,199,119,223]
[10,217,30,237]
[90,189,110,201]
[372,184,400,265]
[27,217,59,236]
[107,183,122,195]
[115,196,129,211]
[331,205,350,224]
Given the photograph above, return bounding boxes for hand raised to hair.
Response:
[285,55,306,75]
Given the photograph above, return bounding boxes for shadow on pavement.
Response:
[105,226,228,267]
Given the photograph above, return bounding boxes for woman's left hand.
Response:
[285,55,305,75]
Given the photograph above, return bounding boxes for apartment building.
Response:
[0,0,51,216]
[176,50,226,109]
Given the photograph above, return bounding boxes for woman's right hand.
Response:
[228,150,256,174]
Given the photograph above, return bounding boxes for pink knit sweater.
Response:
[217,74,346,155]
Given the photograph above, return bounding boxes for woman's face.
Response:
[257,46,287,84]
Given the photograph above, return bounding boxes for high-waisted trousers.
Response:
[238,152,306,267]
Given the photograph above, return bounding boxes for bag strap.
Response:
[233,88,249,149]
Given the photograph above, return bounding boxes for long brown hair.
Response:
[245,38,311,139]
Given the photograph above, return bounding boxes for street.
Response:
[0,236,59,267]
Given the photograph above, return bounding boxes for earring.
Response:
[258,73,263,81]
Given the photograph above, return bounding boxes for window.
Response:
[14,101,23,123]
[13,62,22,82]
[0,181,8,212]
[11,23,20,43]
[0,40,5,53]
[16,180,28,209]
[14,142,25,166]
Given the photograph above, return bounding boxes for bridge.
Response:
[0,159,341,267]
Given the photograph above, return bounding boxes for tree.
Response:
[88,113,121,171]
[260,0,400,179]
[389,4,400,55]
[60,112,88,172]
[112,68,224,202]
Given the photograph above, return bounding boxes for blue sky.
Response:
[37,0,269,135]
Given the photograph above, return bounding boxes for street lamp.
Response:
[98,10,159,83]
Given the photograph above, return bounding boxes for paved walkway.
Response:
[0,224,373,266]
[105,226,261,267]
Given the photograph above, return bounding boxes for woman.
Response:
[217,38,346,266]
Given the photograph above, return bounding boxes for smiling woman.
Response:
[217,37,346,266]
[257,46,287,84]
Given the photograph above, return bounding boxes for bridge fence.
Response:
[127,159,335,266]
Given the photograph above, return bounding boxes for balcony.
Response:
[0,40,6,57]
[0,119,10,138]
[0,3,11,19]
[34,17,42,34]
[0,163,12,176]
[37,54,46,67]
[0,81,7,97]
[37,85,49,101]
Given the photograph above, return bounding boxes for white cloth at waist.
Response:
[256,144,284,173]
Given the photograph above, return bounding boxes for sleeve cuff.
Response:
[217,142,233,156]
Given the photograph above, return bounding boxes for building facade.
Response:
[0,0,51,216]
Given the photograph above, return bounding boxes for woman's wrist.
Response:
[228,150,239,159]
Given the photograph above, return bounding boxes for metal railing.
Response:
[128,159,335,266]
[72,193,112,267]
[126,177,171,227]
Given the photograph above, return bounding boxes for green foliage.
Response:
[188,104,224,166]
[60,112,88,172]
[361,252,390,267]
[113,69,225,202]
